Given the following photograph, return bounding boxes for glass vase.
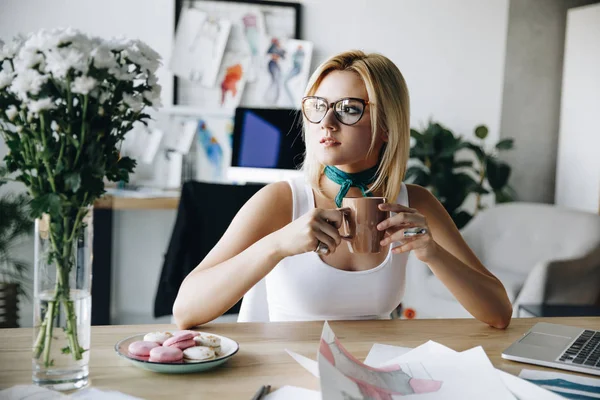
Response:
[32,208,93,391]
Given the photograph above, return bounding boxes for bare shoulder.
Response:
[240,180,293,231]
[405,183,456,228]
[406,184,442,213]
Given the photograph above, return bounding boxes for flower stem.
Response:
[74,95,88,166]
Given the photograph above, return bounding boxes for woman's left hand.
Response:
[377,203,439,262]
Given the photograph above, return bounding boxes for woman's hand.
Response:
[377,203,439,262]
[273,208,346,258]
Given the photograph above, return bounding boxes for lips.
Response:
[320,137,340,146]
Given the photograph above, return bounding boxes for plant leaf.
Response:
[486,158,511,190]
[474,125,488,139]
[64,172,81,192]
[452,210,473,230]
[495,138,514,150]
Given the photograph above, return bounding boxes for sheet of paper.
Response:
[519,369,600,399]
[319,322,516,400]
[263,385,320,400]
[0,385,66,400]
[497,370,566,400]
[286,349,320,378]
[240,38,313,108]
[170,7,231,87]
[368,342,565,400]
[0,385,143,400]
[363,343,414,367]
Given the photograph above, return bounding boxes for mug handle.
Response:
[337,207,353,240]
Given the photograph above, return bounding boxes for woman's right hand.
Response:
[273,208,346,257]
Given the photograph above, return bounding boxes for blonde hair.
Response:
[301,50,410,203]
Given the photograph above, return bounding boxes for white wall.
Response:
[299,0,509,143]
[555,3,600,213]
[1,0,510,325]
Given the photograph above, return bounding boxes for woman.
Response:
[173,50,512,329]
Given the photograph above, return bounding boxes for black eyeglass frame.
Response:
[301,96,372,126]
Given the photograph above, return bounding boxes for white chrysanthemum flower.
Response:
[5,105,19,121]
[135,40,161,63]
[44,47,87,78]
[0,37,24,60]
[10,68,49,99]
[71,76,97,95]
[50,120,58,131]
[107,36,133,52]
[108,64,135,81]
[16,125,23,133]
[28,97,57,113]
[122,93,144,112]
[91,45,117,69]
[143,83,162,108]
[0,69,15,89]
[13,48,45,70]
[99,91,111,104]
[410,136,417,148]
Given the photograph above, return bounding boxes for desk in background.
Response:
[92,195,180,325]
[1,317,599,399]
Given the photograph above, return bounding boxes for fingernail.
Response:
[380,240,386,246]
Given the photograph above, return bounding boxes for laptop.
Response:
[502,322,600,376]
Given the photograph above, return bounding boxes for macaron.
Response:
[163,332,196,350]
[149,346,183,363]
[128,341,160,357]
[194,333,222,354]
[143,331,172,345]
[183,346,215,362]
[173,330,200,337]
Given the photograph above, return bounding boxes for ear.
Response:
[382,130,389,143]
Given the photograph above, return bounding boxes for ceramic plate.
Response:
[114,332,239,374]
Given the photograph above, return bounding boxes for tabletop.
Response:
[1,317,599,399]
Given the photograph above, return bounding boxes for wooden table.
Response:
[1,317,599,399]
[91,195,180,325]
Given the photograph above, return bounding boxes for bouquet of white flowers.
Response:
[0,28,162,387]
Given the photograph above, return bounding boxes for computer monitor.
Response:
[228,107,306,184]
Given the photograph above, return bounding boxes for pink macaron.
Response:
[149,346,183,363]
[163,332,194,347]
[128,341,160,357]
[173,330,200,337]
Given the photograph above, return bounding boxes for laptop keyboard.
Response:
[558,330,600,368]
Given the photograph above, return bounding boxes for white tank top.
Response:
[265,177,410,321]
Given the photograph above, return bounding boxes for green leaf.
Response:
[405,165,430,186]
[61,346,71,354]
[466,143,486,163]
[452,210,473,230]
[64,172,81,192]
[454,161,474,169]
[486,158,511,190]
[495,188,514,203]
[495,138,514,150]
[29,193,62,218]
[474,125,488,139]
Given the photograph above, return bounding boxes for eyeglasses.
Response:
[301,96,372,126]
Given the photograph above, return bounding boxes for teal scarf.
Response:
[324,165,379,207]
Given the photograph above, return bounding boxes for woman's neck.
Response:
[318,164,383,202]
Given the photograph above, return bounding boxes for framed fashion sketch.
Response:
[172,0,302,109]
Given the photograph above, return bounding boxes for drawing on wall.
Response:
[241,38,313,108]
[170,7,231,87]
[178,52,250,110]
[176,0,301,107]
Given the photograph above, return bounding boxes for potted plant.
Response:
[406,121,515,229]
[0,183,33,328]
[0,28,162,390]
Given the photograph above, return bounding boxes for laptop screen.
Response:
[231,107,305,171]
